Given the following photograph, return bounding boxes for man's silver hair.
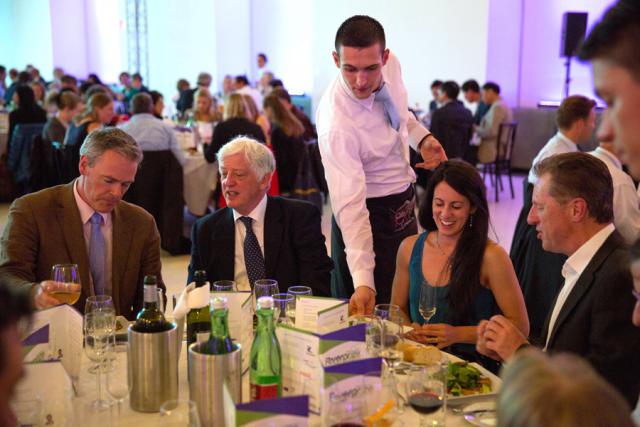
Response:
[217,136,275,180]
[80,127,143,167]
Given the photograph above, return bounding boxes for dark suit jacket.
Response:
[429,100,474,160]
[188,196,333,296]
[541,230,640,406]
[0,182,165,320]
[205,117,266,163]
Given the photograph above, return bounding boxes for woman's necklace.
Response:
[435,232,446,256]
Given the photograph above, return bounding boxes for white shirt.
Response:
[528,132,578,184]
[73,180,113,295]
[544,224,615,350]
[316,51,430,292]
[232,195,268,291]
[589,147,640,244]
[119,113,186,166]
[235,85,263,113]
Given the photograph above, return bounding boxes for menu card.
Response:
[294,296,348,334]
[235,395,309,427]
[276,323,367,413]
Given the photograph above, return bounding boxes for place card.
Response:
[294,295,348,334]
[235,395,309,427]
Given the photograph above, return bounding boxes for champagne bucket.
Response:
[188,342,242,427]
[128,323,179,412]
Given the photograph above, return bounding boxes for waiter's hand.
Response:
[33,280,76,309]
[416,134,447,170]
[349,286,376,315]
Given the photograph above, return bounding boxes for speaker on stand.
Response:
[560,12,588,99]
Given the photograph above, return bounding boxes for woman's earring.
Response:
[469,215,474,228]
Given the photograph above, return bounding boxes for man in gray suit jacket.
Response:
[0,128,164,319]
[477,152,640,406]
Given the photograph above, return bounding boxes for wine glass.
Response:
[287,286,312,325]
[253,279,278,313]
[84,311,113,410]
[325,390,366,427]
[159,399,201,426]
[350,314,382,357]
[212,280,236,292]
[85,295,115,374]
[105,341,130,417]
[419,280,438,324]
[374,304,403,372]
[363,371,399,424]
[51,263,81,305]
[405,364,446,427]
[272,293,294,325]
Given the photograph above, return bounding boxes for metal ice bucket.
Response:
[188,342,242,427]
[127,323,179,412]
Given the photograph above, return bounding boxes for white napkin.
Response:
[172,282,211,359]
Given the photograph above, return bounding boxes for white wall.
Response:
[49,0,89,79]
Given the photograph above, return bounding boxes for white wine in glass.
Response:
[51,264,81,305]
[419,281,437,323]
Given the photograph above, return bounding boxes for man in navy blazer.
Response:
[476,153,640,406]
[188,137,333,296]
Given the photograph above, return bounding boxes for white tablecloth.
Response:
[183,152,217,216]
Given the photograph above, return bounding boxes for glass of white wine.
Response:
[51,264,81,305]
[419,280,438,323]
[272,293,294,325]
[286,286,312,325]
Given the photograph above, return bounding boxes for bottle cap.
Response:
[143,275,157,285]
[257,296,274,310]
[211,296,228,310]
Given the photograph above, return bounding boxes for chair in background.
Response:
[6,123,45,196]
[482,121,518,202]
[123,150,187,255]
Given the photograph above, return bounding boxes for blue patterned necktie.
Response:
[89,212,106,295]
[374,83,400,131]
[239,216,265,288]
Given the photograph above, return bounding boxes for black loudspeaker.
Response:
[561,12,588,57]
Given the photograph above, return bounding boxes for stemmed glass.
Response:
[85,295,115,375]
[419,280,438,324]
[272,293,294,325]
[212,280,236,292]
[405,364,446,427]
[51,264,81,305]
[287,286,312,325]
[159,399,201,426]
[84,310,114,410]
[253,280,278,329]
[105,341,130,417]
[374,304,403,370]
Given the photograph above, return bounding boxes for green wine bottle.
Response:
[186,270,211,348]
[133,275,172,333]
[249,296,282,401]
[205,296,234,354]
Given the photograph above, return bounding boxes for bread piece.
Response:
[412,346,442,365]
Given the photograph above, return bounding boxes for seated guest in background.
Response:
[42,90,81,145]
[263,94,306,196]
[497,348,634,427]
[188,88,221,145]
[0,65,6,103]
[510,95,596,342]
[131,72,148,94]
[0,283,33,427]
[461,79,489,125]
[8,85,47,150]
[234,75,263,113]
[391,160,528,364]
[219,75,234,103]
[258,71,275,97]
[29,80,45,107]
[120,93,185,166]
[477,153,640,406]
[242,94,270,144]
[205,93,265,163]
[475,82,513,163]
[428,79,442,116]
[0,128,165,319]
[590,141,640,244]
[3,70,30,106]
[59,74,78,94]
[174,78,191,114]
[270,87,317,141]
[429,80,474,160]
[149,90,165,120]
[189,137,332,295]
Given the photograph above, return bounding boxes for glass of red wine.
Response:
[405,364,446,426]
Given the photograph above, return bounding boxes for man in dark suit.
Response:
[0,128,164,319]
[429,81,474,160]
[188,137,333,296]
[476,152,640,406]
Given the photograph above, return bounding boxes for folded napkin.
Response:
[173,283,211,358]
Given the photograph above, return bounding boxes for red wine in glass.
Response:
[329,423,365,427]
[409,391,443,415]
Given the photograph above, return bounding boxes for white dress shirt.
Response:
[232,195,268,291]
[316,51,430,292]
[73,180,113,295]
[590,147,640,244]
[528,131,578,184]
[119,113,186,166]
[544,224,615,350]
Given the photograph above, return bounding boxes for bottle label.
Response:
[143,285,158,303]
[250,383,278,400]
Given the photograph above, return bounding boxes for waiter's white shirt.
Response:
[73,180,113,295]
[232,194,268,291]
[316,51,430,292]
[528,131,578,184]
[589,147,640,244]
[544,224,615,350]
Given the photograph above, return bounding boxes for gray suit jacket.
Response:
[0,182,164,319]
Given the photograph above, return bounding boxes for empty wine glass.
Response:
[254,279,279,298]
[159,399,201,426]
[272,293,294,325]
[51,264,81,305]
[419,280,438,324]
[85,295,115,374]
[84,311,114,410]
[405,364,446,427]
[374,304,403,372]
[363,370,399,424]
[287,286,312,325]
[105,341,130,417]
[212,280,236,292]
[350,314,382,357]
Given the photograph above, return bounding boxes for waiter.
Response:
[316,15,446,315]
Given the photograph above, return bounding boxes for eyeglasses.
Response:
[633,289,640,303]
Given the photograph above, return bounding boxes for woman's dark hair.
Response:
[418,160,489,323]
[0,283,33,369]
[15,85,38,111]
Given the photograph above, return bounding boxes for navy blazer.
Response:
[188,196,333,296]
[541,230,640,406]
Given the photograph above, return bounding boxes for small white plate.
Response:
[464,410,497,427]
